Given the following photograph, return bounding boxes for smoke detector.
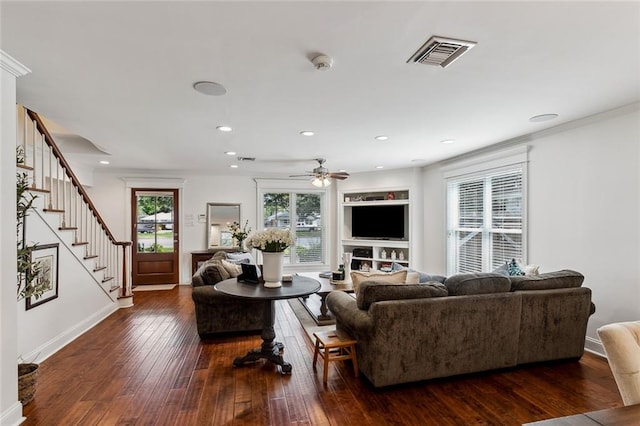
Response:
[311,54,333,71]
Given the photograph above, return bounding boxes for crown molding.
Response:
[0,50,31,77]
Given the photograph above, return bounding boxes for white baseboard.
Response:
[21,303,118,363]
[585,336,606,358]
[0,401,24,426]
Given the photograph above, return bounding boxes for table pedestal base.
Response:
[232,300,293,374]
[233,341,291,373]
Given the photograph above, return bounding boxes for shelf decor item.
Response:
[245,228,295,288]
[342,252,352,283]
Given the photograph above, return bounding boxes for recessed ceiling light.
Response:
[99,160,110,165]
[224,151,236,156]
[300,131,315,136]
[230,164,238,169]
[217,126,232,132]
[374,135,389,141]
[440,139,455,144]
[193,81,227,96]
[529,114,559,123]
[375,165,384,169]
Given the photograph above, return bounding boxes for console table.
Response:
[214,275,321,374]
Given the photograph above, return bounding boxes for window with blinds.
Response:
[262,191,325,265]
[447,166,524,274]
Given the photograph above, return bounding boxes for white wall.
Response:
[17,206,118,362]
[88,172,258,284]
[421,103,640,354]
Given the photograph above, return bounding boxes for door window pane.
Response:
[136,193,175,253]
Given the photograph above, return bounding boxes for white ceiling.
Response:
[2,1,639,178]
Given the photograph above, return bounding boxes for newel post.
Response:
[118,242,133,308]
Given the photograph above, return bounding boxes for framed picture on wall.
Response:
[26,243,59,310]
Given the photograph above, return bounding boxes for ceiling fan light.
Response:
[311,176,331,187]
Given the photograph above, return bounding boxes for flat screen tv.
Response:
[351,205,405,240]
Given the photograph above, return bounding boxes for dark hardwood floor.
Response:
[23,286,622,425]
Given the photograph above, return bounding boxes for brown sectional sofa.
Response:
[191,252,263,337]
[326,270,594,388]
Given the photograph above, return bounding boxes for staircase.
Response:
[16,105,132,303]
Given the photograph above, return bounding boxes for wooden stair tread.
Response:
[59,226,78,231]
[94,266,107,272]
[72,242,89,246]
[43,208,64,213]
[84,254,98,259]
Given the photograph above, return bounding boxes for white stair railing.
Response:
[16,104,132,300]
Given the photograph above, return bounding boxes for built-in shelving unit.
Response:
[340,189,410,271]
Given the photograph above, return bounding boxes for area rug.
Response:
[287,298,335,343]
[132,284,176,292]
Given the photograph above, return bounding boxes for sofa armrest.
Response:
[326,291,373,334]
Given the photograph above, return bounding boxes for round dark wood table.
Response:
[214,275,321,374]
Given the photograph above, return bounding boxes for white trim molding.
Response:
[442,145,529,179]
[0,50,31,77]
[122,177,186,189]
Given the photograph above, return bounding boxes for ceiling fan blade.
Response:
[329,172,349,179]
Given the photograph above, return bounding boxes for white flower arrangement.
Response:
[245,228,295,252]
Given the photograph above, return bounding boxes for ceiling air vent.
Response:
[407,35,477,68]
[237,156,256,162]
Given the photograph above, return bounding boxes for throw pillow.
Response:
[492,262,510,277]
[200,260,230,285]
[521,263,540,276]
[406,271,420,284]
[226,252,262,277]
[350,269,408,293]
[391,262,446,284]
[220,259,242,278]
[507,259,525,276]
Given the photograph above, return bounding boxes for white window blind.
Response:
[260,191,326,266]
[447,166,524,274]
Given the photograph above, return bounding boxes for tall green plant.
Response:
[16,146,49,300]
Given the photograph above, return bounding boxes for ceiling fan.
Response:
[290,158,349,187]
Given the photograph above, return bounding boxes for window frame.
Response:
[255,179,330,271]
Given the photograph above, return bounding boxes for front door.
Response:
[131,189,179,285]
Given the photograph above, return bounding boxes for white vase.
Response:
[342,252,352,283]
[262,251,284,288]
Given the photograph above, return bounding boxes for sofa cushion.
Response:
[444,273,511,295]
[510,269,584,291]
[351,270,407,293]
[200,260,230,285]
[356,281,448,310]
[221,259,242,278]
[226,252,262,277]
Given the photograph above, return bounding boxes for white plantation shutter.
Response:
[447,165,525,274]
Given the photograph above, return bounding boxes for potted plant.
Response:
[16,146,49,405]
[228,220,251,252]
[245,228,295,288]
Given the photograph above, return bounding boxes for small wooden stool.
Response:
[312,329,358,384]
